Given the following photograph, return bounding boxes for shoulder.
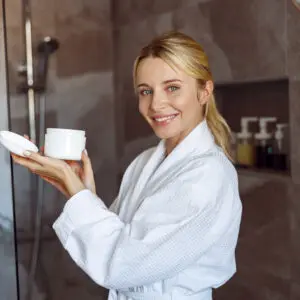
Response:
[171,149,240,211]
[179,148,237,187]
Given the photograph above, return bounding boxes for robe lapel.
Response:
[144,120,215,195]
[121,120,215,222]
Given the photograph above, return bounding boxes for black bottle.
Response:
[254,117,277,169]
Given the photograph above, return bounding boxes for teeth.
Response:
[155,115,177,122]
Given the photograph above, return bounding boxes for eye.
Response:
[167,86,179,92]
[140,89,152,96]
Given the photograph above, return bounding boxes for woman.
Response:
[12,31,242,300]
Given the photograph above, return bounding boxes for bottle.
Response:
[236,117,258,168]
[272,123,288,171]
[254,117,277,169]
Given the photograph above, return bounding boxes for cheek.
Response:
[171,94,198,112]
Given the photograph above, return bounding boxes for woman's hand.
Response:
[67,150,96,194]
[12,151,86,198]
[12,135,96,197]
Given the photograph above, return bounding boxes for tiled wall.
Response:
[112,0,289,161]
[112,0,300,299]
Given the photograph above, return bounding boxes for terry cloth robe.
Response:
[53,120,242,300]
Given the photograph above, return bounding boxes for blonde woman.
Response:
[12,31,242,300]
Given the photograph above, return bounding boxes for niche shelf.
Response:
[214,77,291,177]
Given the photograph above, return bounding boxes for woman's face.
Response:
[136,57,211,151]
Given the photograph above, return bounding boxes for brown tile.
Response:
[291,228,300,283]
[55,0,113,76]
[215,266,290,300]
[238,180,290,238]
[56,29,113,77]
[152,0,182,14]
[5,27,24,91]
[5,0,22,27]
[287,0,300,81]
[171,4,234,83]
[172,3,211,34]
[112,0,132,27]
[152,12,173,35]
[31,0,56,37]
[289,81,300,183]
[130,0,154,24]
[291,282,300,300]
[55,0,111,27]
[207,0,286,81]
[237,217,291,280]
[290,183,300,283]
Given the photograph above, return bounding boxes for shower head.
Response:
[35,36,60,92]
[37,36,59,54]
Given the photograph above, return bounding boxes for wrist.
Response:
[64,167,86,197]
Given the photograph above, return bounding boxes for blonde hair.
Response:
[133,31,232,160]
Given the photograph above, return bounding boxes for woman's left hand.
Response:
[11,151,86,198]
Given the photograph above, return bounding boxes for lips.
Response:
[151,113,179,125]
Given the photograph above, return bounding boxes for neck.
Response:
[165,138,179,156]
[165,118,206,156]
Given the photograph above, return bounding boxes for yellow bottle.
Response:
[236,117,258,168]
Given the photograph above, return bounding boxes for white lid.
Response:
[46,128,85,137]
[0,131,39,157]
[237,117,258,140]
[237,131,252,139]
[254,131,272,140]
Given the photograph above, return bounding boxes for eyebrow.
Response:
[137,79,183,88]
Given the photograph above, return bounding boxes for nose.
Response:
[150,91,166,111]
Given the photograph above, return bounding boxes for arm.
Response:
[53,168,241,290]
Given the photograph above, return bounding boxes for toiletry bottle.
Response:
[272,123,288,171]
[236,117,258,168]
[254,117,277,169]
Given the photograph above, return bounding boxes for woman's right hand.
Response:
[22,135,96,195]
[40,151,96,197]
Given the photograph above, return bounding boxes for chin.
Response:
[151,125,181,140]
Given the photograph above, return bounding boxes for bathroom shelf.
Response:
[237,167,291,182]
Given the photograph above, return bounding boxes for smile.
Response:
[152,113,179,124]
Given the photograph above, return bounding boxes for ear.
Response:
[197,80,214,105]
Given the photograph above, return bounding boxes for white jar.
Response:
[44,128,86,160]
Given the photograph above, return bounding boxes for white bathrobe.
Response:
[53,120,242,300]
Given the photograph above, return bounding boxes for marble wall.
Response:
[112,0,300,299]
[112,0,289,161]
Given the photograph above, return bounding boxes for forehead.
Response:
[136,57,190,84]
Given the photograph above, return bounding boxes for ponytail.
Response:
[206,94,233,161]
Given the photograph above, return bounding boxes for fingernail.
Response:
[84,149,88,156]
[23,150,31,157]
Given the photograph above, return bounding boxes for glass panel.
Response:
[4,0,117,299]
[0,1,19,299]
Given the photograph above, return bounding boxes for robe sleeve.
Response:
[52,166,241,290]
